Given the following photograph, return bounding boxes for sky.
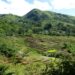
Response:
[0,0,75,16]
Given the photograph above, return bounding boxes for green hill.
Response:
[25,9,75,23]
[0,9,75,75]
[0,9,75,36]
[24,9,75,36]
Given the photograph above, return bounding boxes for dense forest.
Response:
[0,9,75,75]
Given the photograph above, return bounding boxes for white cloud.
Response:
[0,0,51,16]
[33,0,51,10]
[51,0,75,9]
[1,0,75,16]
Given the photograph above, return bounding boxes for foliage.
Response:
[0,64,14,75]
[0,9,75,75]
[0,44,16,57]
[48,49,57,53]
[0,9,75,36]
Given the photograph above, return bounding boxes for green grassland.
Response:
[0,34,75,75]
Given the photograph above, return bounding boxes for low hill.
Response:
[0,9,75,36]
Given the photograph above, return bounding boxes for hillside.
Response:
[25,9,75,23]
[24,9,75,36]
[0,9,75,75]
[0,9,75,36]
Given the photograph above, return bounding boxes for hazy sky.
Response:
[0,0,75,16]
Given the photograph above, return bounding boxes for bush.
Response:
[0,44,16,57]
[0,64,14,75]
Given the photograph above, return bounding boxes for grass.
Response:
[0,34,75,75]
[47,49,57,53]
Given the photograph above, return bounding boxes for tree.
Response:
[44,23,52,31]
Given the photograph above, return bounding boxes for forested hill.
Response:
[0,9,75,75]
[0,9,75,36]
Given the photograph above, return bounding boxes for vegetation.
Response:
[0,9,75,36]
[0,9,75,75]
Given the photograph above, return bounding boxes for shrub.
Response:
[0,44,16,57]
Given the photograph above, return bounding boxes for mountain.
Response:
[24,9,75,36]
[0,9,75,36]
[0,9,75,75]
[24,9,50,22]
[25,9,75,23]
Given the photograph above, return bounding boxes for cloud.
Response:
[1,0,11,3]
[51,0,75,10]
[0,0,51,16]
[1,0,75,16]
[33,0,52,10]
[38,0,49,2]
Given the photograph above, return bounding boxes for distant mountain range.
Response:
[0,9,75,36]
